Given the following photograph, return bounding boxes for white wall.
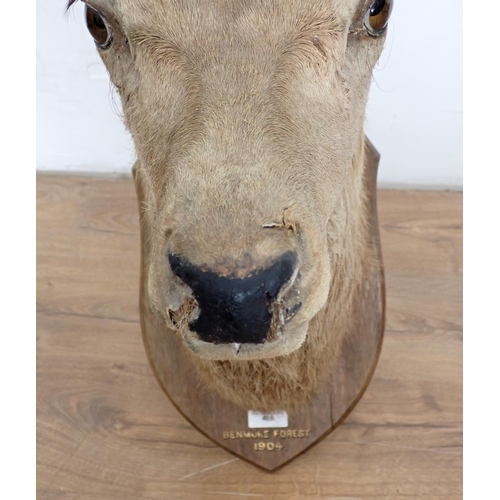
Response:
[37,1,462,188]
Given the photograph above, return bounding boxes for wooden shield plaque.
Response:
[133,137,385,471]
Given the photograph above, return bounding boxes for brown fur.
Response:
[186,134,369,411]
[76,0,388,411]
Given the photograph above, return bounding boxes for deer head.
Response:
[70,0,391,410]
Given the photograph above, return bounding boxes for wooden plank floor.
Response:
[37,175,462,500]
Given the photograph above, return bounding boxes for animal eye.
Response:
[365,0,393,36]
[85,5,113,49]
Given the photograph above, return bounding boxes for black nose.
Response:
[168,251,298,344]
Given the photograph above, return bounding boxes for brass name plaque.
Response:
[222,428,312,452]
[222,429,311,439]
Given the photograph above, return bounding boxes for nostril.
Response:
[168,252,198,286]
[167,251,298,344]
[262,251,298,299]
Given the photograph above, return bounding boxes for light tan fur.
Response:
[79,0,388,411]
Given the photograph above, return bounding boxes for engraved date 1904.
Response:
[254,441,283,451]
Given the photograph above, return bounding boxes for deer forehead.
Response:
[108,0,361,43]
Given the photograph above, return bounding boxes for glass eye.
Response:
[85,5,113,49]
[365,0,393,37]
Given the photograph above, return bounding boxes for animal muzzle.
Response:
[168,251,299,345]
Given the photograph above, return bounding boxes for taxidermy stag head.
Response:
[69,0,391,412]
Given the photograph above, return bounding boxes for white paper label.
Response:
[247,410,289,428]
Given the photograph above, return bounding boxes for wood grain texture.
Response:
[37,175,462,498]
